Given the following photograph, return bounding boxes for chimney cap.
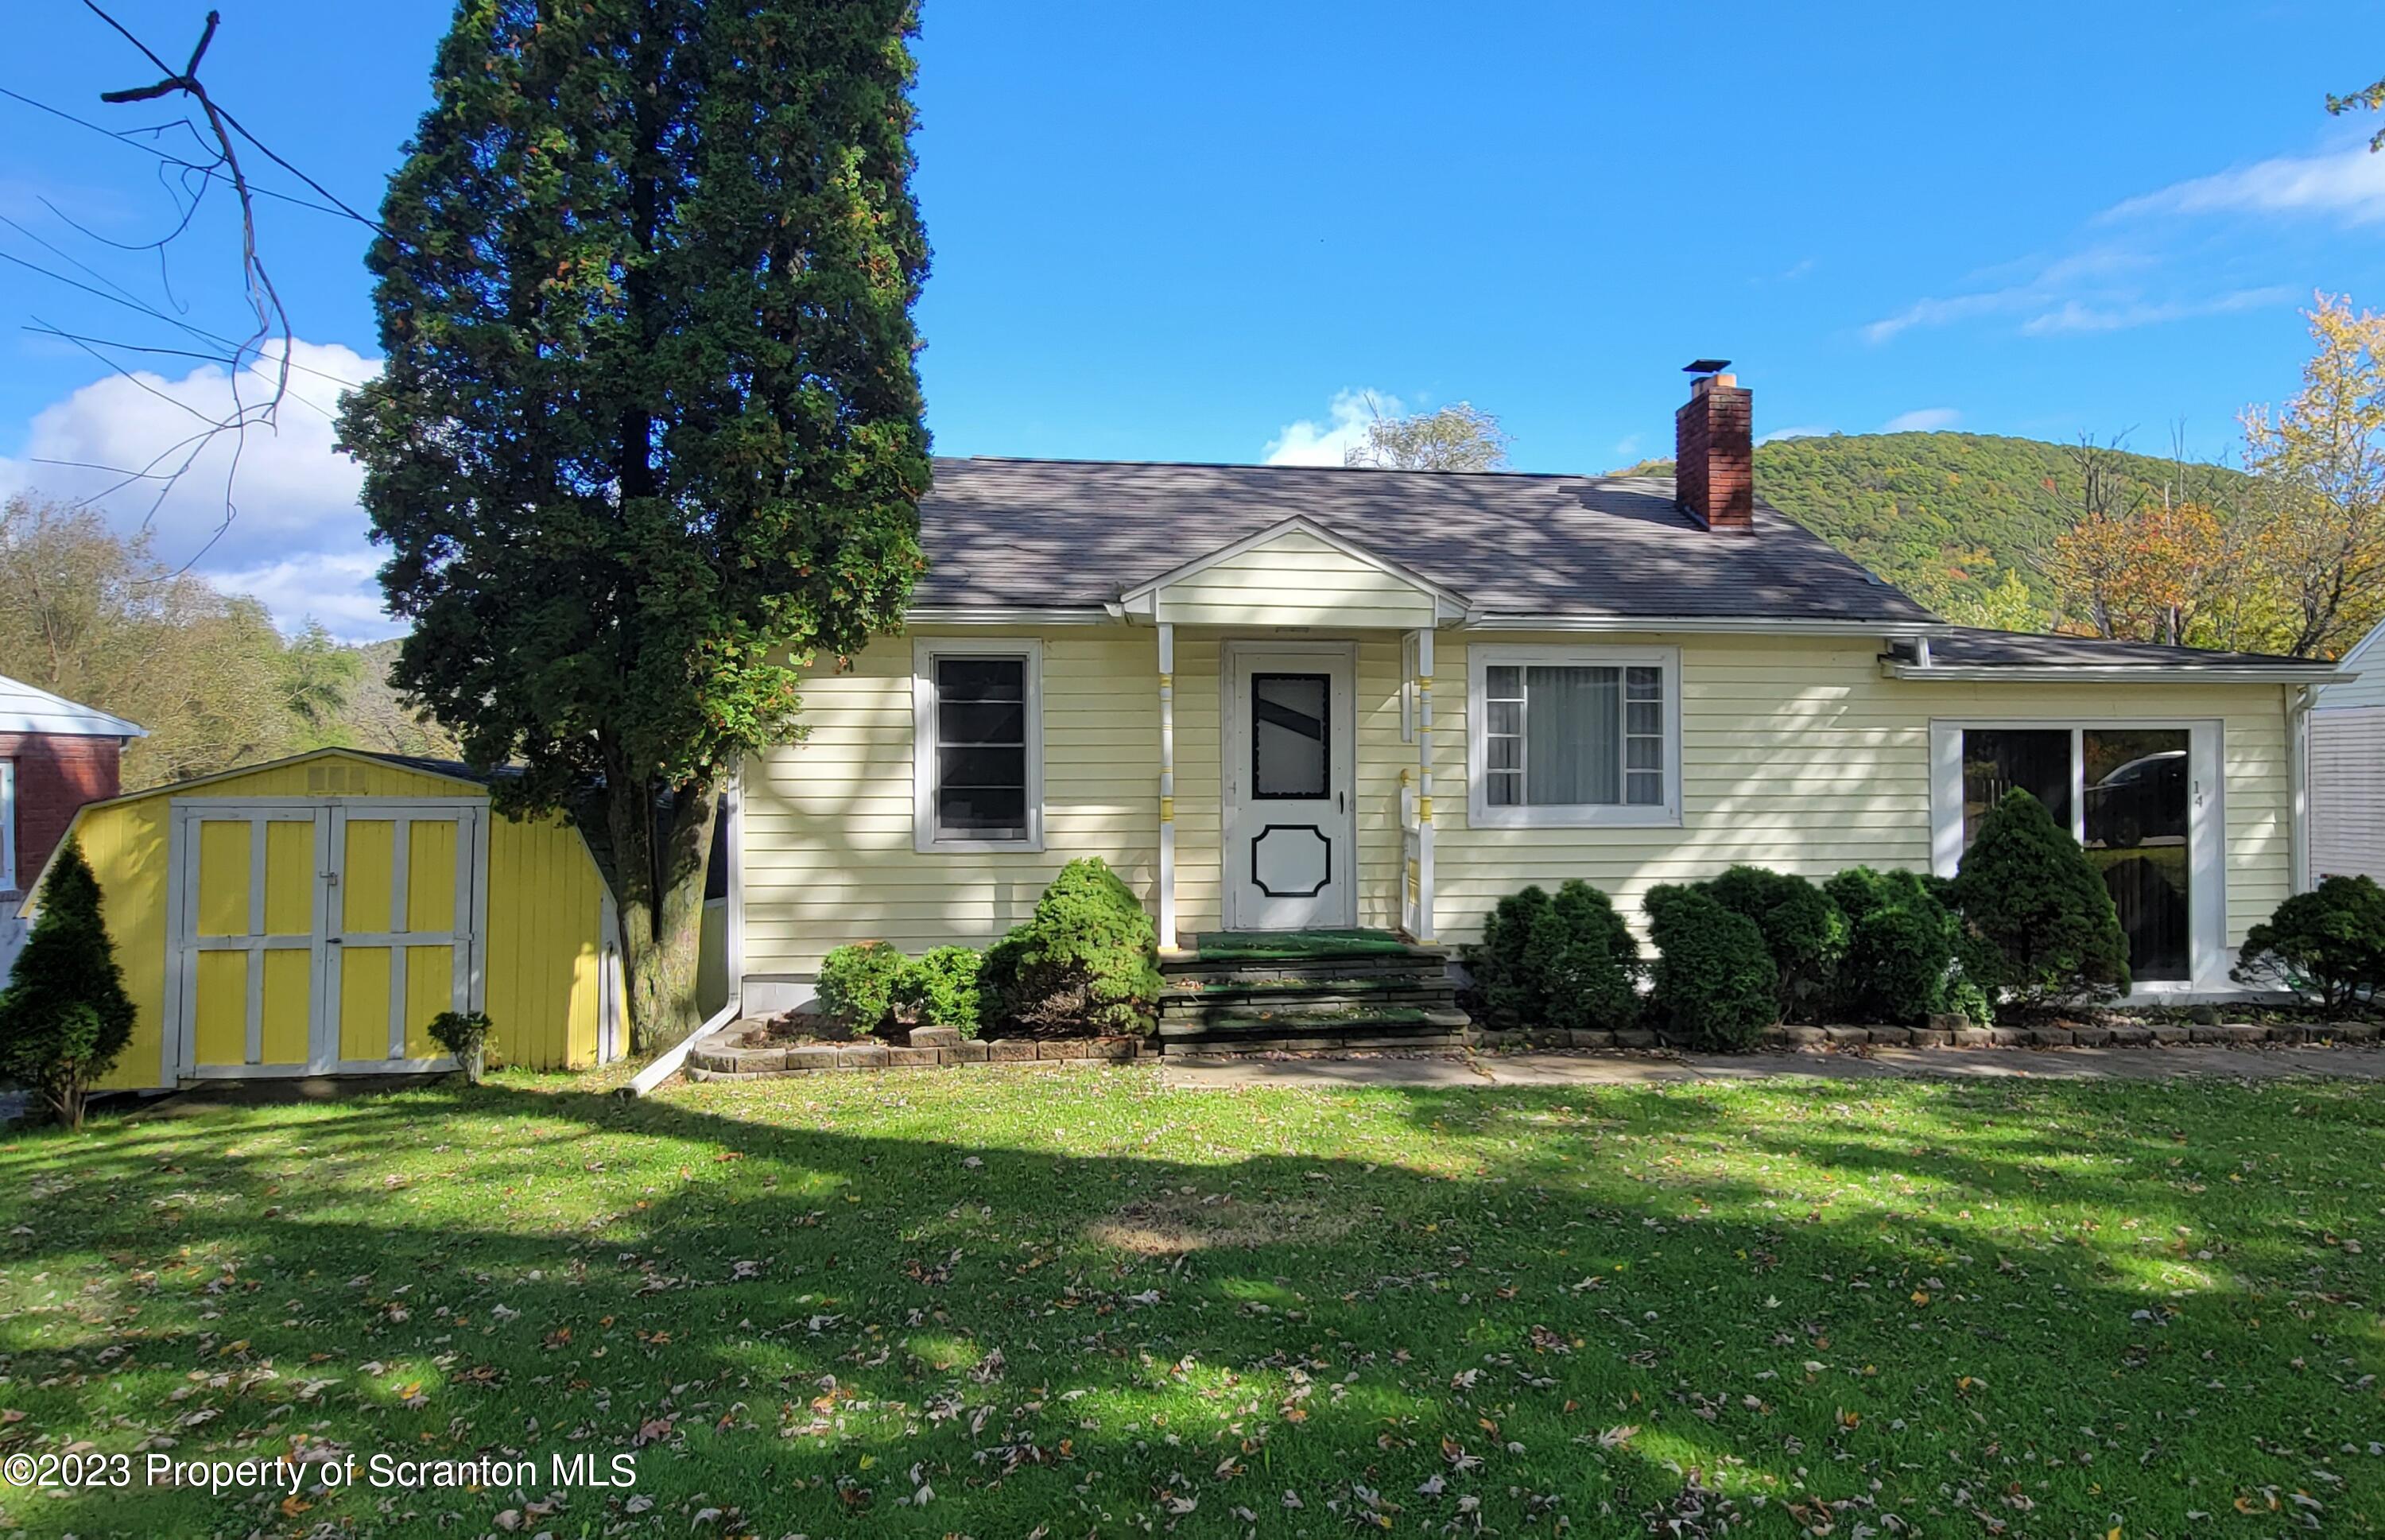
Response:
[1682,358,1732,375]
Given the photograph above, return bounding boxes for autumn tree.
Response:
[1346,400,1512,471]
[1929,568,2044,632]
[337,2,932,1051]
[2327,73,2385,150]
[0,494,341,786]
[2041,438,2241,646]
[2238,294,2385,658]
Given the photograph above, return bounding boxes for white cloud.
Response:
[1758,425,1830,444]
[0,339,398,640]
[1882,407,1961,432]
[207,550,392,640]
[1262,388,1402,466]
[2104,142,2385,226]
[2019,285,2297,335]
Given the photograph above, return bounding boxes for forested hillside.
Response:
[338,638,463,760]
[1623,432,2249,626]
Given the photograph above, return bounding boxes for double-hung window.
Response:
[1468,645,1681,828]
[913,638,1044,851]
[0,759,14,894]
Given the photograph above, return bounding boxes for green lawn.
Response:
[1,1065,2379,1538]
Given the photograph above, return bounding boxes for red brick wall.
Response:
[2,732,123,900]
[1673,378,1754,532]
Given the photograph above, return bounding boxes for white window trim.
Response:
[1927,718,2227,995]
[1466,643,1683,829]
[913,637,1045,854]
[0,758,14,893]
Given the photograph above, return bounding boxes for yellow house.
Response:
[18,747,626,1088]
[725,367,2352,1022]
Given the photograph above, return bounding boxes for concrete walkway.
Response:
[1161,1043,2385,1089]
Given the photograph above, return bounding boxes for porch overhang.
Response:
[1117,515,1470,628]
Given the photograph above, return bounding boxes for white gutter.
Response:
[1467,612,1943,638]
[623,999,739,1097]
[1885,661,2348,685]
[906,606,1120,626]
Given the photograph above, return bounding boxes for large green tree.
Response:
[338,2,932,1051]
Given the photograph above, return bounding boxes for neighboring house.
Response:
[724,366,2348,1012]
[2309,619,2385,883]
[20,747,630,1088]
[0,675,144,981]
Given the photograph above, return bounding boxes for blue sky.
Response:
[4,0,2383,638]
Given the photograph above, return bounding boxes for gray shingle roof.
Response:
[1925,629,2325,670]
[916,458,1937,624]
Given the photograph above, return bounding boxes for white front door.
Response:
[1224,641,1356,930]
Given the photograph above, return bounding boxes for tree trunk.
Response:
[602,756,719,1055]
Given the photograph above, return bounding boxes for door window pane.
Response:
[1252,673,1328,799]
[1957,727,2194,983]
[936,656,1028,840]
[2083,728,2191,981]
[1961,728,2071,844]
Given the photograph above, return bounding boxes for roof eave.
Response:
[1887,661,2348,685]
[1468,612,1943,638]
[906,605,1124,626]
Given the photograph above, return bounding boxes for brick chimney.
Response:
[1674,361,1754,533]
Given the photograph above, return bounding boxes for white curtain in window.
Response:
[1525,666,1619,805]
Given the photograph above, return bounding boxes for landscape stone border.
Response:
[1471,1021,2382,1052]
[685,1021,1153,1081]
[682,1016,2383,1081]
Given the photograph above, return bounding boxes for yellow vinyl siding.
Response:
[1156,529,1439,630]
[743,626,2298,980]
[1428,634,2291,952]
[743,628,1161,970]
[36,750,611,1087]
[1172,631,1223,938]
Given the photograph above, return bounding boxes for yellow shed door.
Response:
[180,808,325,1074]
[328,807,481,1069]
[173,801,484,1077]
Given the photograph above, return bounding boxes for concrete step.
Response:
[1157,1007,1471,1050]
[1162,1032,1474,1057]
[1158,983,1462,1022]
[1161,956,1454,990]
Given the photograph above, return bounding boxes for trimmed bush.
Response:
[2233,875,2385,1010]
[0,840,136,1129]
[1643,884,1777,1051]
[1824,866,1958,1024]
[816,941,908,1035]
[1468,881,1640,1033]
[1469,885,1553,1026]
[898,945,987,1036]
[427,1010,495,1083]
[985,857,1161,1035]
[1949,789,2130,1009]
[1701,866,1845,1020]
[1522,880,1642,1034]
[1852,906,1953,1023]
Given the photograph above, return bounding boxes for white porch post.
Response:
[1158,622,1179,949]
[1414,628,1437,944]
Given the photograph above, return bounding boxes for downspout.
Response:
[2286,683,2314,894]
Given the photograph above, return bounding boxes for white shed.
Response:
[2309,620,2385,882]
